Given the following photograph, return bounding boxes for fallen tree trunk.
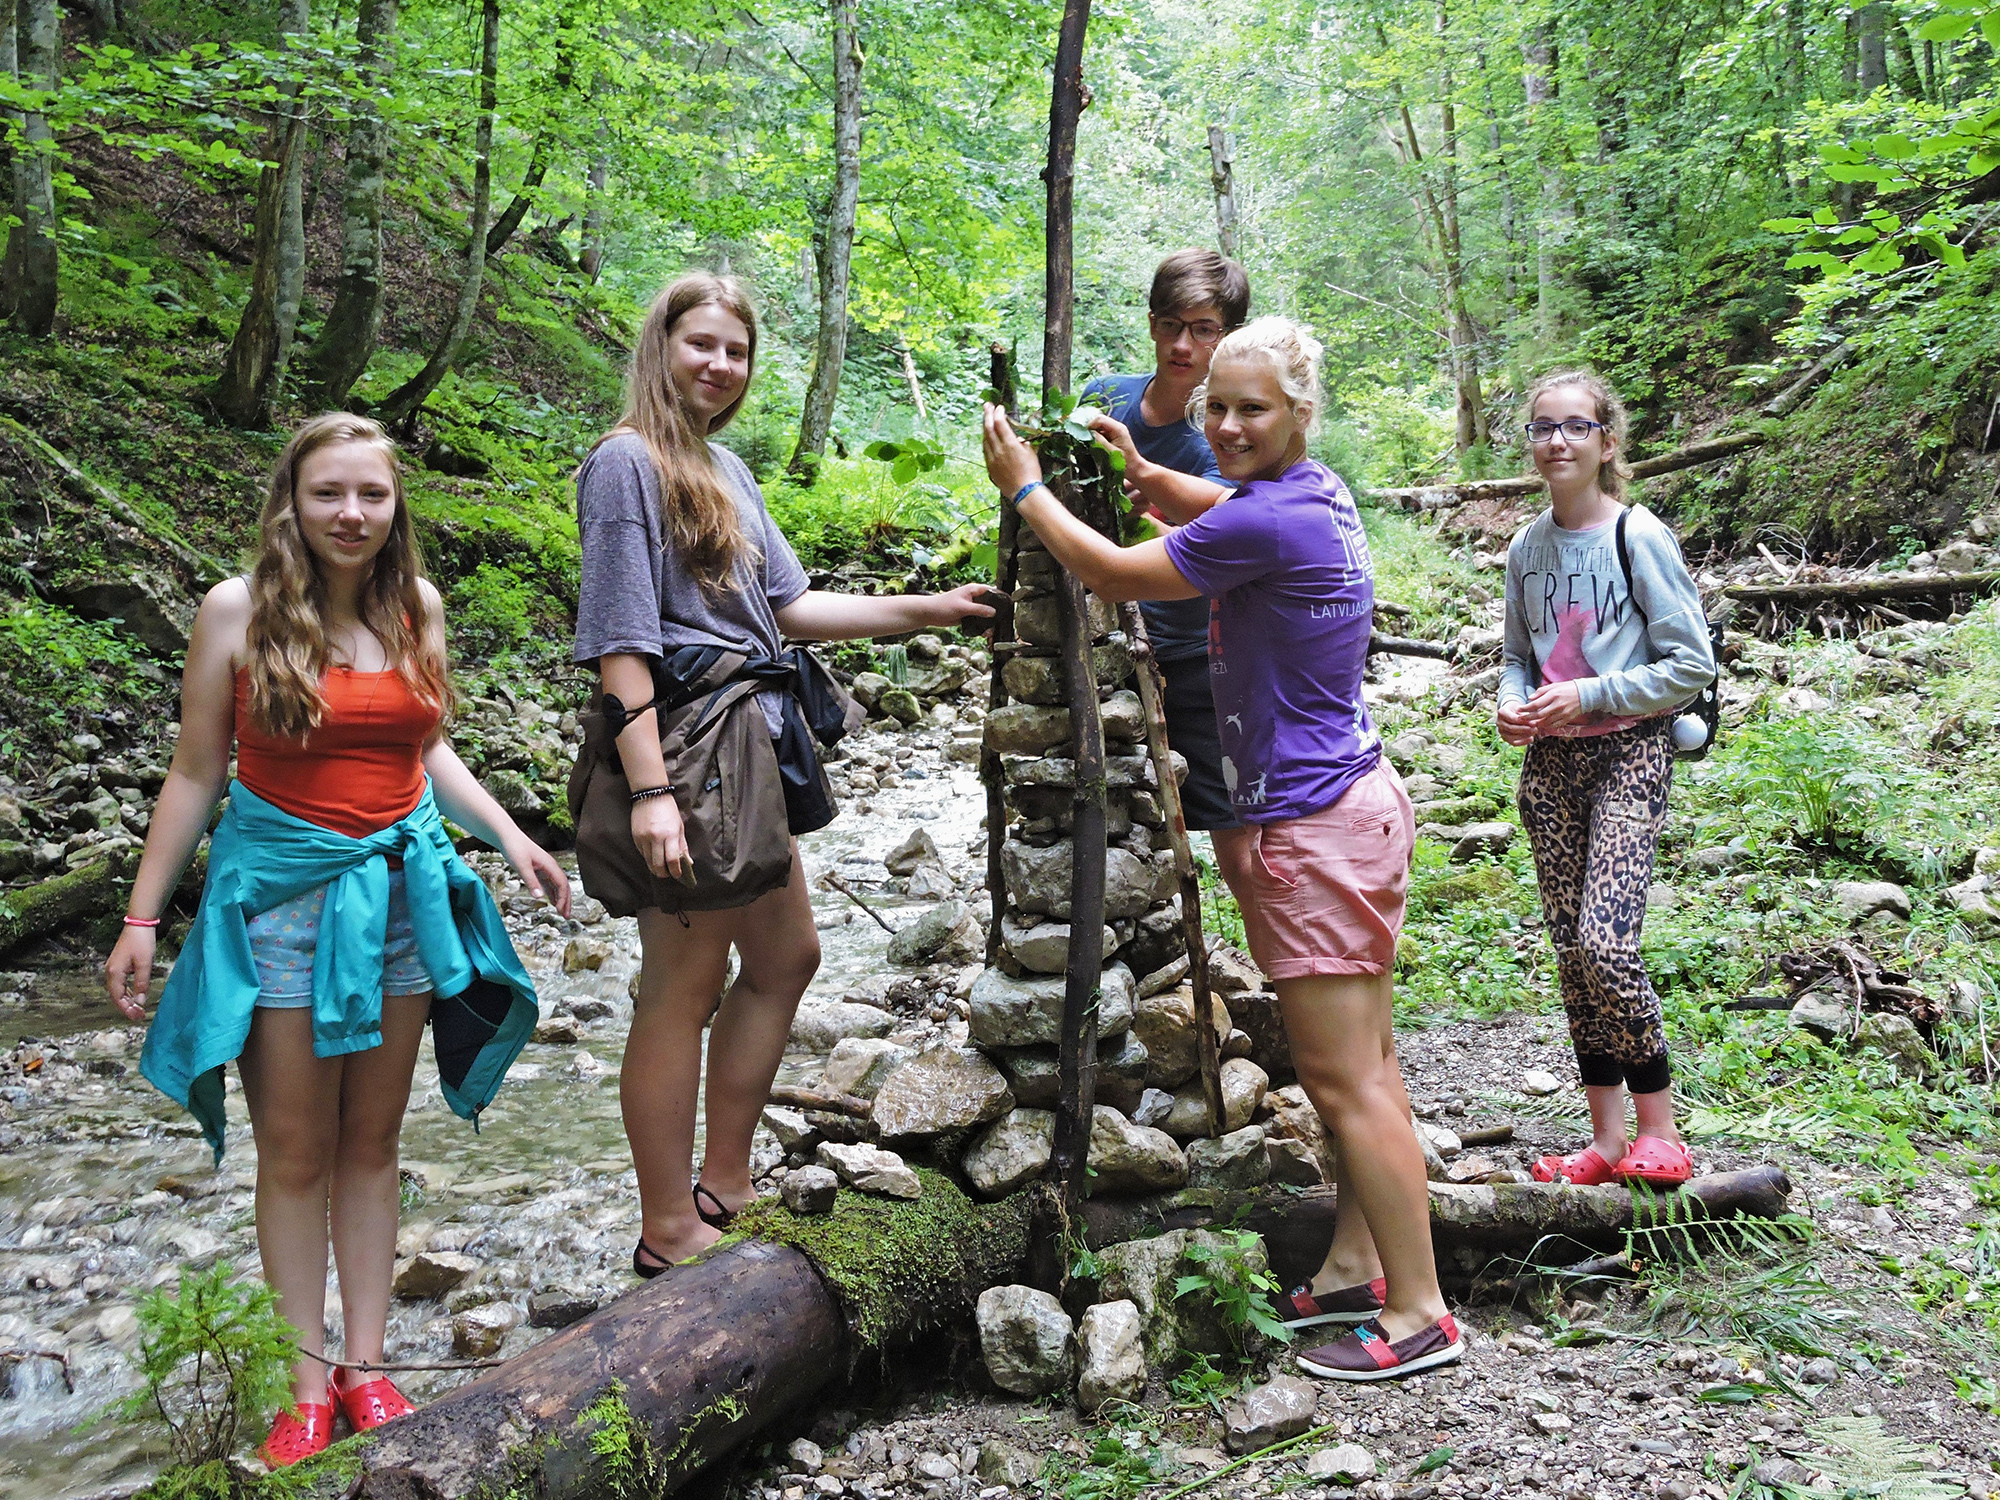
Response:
[1373,429,1770,507]
[1368,631,1455,661]
[1724,570,2000,608]
[767,1083,872,1118]
[235,1174,1033,1498]
[1760,341,1850,419]
[1080,1167,1792,1288]
[0,856,127,956]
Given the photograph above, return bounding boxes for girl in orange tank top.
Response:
[105,415,571,1466]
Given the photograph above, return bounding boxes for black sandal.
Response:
[632,1237,673,1279]
[692,1183,736,1229]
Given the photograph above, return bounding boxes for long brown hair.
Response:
[1520,368,1634,499]
[246,414,454,740]
[602,272,762,595]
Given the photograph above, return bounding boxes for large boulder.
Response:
[1001,912,1118,976]
[1086,1106,1187,1196]
[1855,1011,1934,1077]
[969,963,1136,1048]
[1096,1228,1272,1365]
[884,828,940,874]
[1075,1300,1146,1414]
[989,1045,1060,1109]
[1834,880,1911,924]
[1015,592,1116,648]
[1130,984,1233,1090]
[790,1001,896,1052]
[1160,1058,1269,1140]
[1187,1124,1271,1192]
[887,899,983,967]
[962,1108,1055,1198]
[871,1047,1015,1138]
[984,705,1073,755]
[822,1039,910,1100]
[976,1285,1074,1396]
[1003,839,1172,920]
[1099,690,1145,744]
[999,641,1134,705]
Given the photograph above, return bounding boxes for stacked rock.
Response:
[954,528,1272,1200]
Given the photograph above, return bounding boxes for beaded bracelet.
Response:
[122,916,161,928]
[629,784,675,805]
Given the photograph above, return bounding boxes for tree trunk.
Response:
[0,0,17,323]
[897,341,927,421]
[787,0,863,479]
[1855,3,1887,92]
[4,0,59,336]
[1119,602,1222,1136]
[579,145,607,280]
[1082,1167,1795,1289]
[485,130,551,256]
[214,0,310,428]
[1521,24,1562,339]
[301,0,399,408]
[1476,49,1518,306]
[1039,0,1098,1265]
[981,345,1019,970]
[1206,124,1238,258]
[375,0,500,429]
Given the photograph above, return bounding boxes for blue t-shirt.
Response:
[1162,460,1381,824]
[1082,373,1221,664]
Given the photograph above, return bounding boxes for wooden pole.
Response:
[1207,124,1239,258]
[1040,0,1103,1246]
[1118,602,1223,1138]
[981,344,1020,969]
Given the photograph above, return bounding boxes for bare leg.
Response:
[1586,1082,1629,1164]
[699,844,820,1209]
[329,992,431,1373]
[1632,1084,1679,1146]
[1209,826,1256,910]
[1313,995,1410,1292]
[1279,970,1446,1340]
[239,1007,344,1404]
[625,907,735,1265]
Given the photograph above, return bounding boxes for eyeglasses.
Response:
[1152,315,1228,346]
[1524,418,1606,444]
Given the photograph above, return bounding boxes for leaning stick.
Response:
[1118,601,1223,1138]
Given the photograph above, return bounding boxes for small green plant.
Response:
[862,434,948,484]
[1727,717,1888,851]
[115,1263,299,1469]
[1166,1352,1239,1412]
[1174,1230,1292,1347]
[879,643,911,685]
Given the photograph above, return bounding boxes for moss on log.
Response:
[0,856,128,955]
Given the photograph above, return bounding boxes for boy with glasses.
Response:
[1079,248,1254,898]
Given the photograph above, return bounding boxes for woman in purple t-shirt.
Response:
[982,318,1457,1383]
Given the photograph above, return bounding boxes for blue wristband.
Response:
[1010,480,1045,510]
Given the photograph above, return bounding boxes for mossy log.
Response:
[1723,570,2000,608]
[0,856,128,956]
[1080,1167,1793,1288]
[206,1173,1032,1499]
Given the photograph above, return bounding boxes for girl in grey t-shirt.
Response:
[573,272,994,1275]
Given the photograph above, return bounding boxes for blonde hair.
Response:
[1189,316,1325,433]
[601,272,761,596]
[1520,369,1633,498]
[247,414,453,741]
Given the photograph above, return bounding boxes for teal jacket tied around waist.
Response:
[140,780,540,1162]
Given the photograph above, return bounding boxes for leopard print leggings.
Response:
[1517,717,1674,1095]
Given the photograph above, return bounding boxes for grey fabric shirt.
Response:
[1498,503,1714,724]
[573,433,810,727]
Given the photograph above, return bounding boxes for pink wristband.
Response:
[122,916,161,928]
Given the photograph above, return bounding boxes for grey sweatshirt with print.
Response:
[1498,504,1715,721]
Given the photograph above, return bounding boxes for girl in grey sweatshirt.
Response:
[1496,370,1714,1190]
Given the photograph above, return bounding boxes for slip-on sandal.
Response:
[257,1398,337,1468]
[1531,1146,1621,1185]
[633,1236,675,1279]
[1614,1135,1693,1186]
[692,1183,737,1230]
[1297,1314,1464,1382]
[1274,1276,1388,1330]
[334,1372,415,1431]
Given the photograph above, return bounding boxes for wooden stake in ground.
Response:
[1118,601,1223,1138]
[980,343,1020,968]
[1207,125,1239,257]
[1039,0,1102,1238]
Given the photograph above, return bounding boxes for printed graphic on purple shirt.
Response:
[1162,460,1381,824]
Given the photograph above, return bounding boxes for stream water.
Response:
[0,721,985,1500]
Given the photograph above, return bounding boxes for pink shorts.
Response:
[1238,759,1415,980]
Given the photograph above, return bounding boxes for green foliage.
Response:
[1788,1414,1966,1500]
[1173,1229,1290,1348]
[1039,1430,1174,1500]
[1616,1208,1853,1362]
[0,602,164,769]
[1722,717,1891,852]
[115,1263,299,1470]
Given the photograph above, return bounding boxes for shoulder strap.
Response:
[1615,506,1644,626]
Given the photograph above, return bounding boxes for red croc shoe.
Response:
[1614,1135,1693,1186]
[1530,1146,1620,1185]
[257,1398,336,1468]
[334,1372,416,1432]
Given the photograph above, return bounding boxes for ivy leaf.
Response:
[1812,206,1840,225]
[1103,447,1126,475]
[1062,419,1095,443]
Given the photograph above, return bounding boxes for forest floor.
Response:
[3,508,2000,1500]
